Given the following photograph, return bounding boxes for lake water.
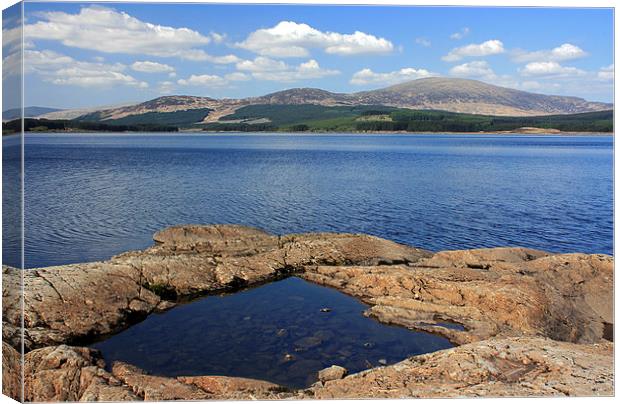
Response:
[91,276,454,389]
[1,132,613,268]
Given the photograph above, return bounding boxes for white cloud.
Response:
[236,21,394,57]
[236,57,339,82]
[442,39,505,62]
[177,74,228,87]
[2,26,22,52]
[415,37,431,47]
[450,27,470,40]
[519,61,586,77]
[597,64,614,81]
[350,67,435,86]
[23,6,219,60]
[12,49,148,88]
[449,60,496,80]
[236,56,288,73]
[511,43,587,63]
[157,81,176,93]
[225,72,251,81]
[210,32,226,44]
[131,61,175,74]
[204,54,242,64]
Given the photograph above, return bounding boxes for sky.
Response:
[2,2,615,110]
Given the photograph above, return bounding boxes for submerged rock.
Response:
[1,224,614,399]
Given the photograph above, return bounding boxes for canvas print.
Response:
[1,1,614,402]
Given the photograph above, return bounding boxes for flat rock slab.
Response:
[1,224,614,400]
[309,337,613,398]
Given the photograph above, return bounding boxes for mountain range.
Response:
[27,77,610,124]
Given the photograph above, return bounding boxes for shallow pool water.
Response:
[92,277,453,389]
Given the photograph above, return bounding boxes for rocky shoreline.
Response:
[2,225,614,400]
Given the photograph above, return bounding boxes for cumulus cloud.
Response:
[597,64,614,81]
[15,49,148,88]
[350,67,435,86]
[176,58,338,86]
[177,74,228,87]
[519,61,586,77]
[449,60,496,80]
[225,72,251,81]
[442,39,505,62]
[2,25,22,52]
[236,21,394,57]
[511,43,587,63]
[415,37,431,47]
[22,6,221,60]
[157,80,176,93]
[131,61,175,74]
[450,27,470,40]
[236,57,340,82]
[205,54,242,64]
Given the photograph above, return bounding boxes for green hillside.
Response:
[209,104,613,133]
[76,108,212,127]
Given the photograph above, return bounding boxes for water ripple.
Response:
[2,133,613,268]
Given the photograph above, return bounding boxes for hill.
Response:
[2,106,63,121]
[351,77,611,116]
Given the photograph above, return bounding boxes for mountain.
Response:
[2,106,63,121]
[351,78,611,116]
[52,77,612,126]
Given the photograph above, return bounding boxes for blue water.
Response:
[92,277,454,389]
[1,133,613,268]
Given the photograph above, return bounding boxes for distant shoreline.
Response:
[5,130,613,137]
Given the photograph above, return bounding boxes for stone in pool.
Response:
[91,277,453,389]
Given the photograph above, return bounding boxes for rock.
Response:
[23,345,138,402]
[295,336,323,349]
[177,375,289,399]
[111,362,211,401]
[318,365,348,383]
[309,337,613,398]
[15,342,293,401]
[1,225,614,399]
[155,300,177,312]
[2,342,21,401]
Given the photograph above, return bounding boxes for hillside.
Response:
[205,106,613,133]
[352,78,611,116]
[2,106,63,121]
[244,78,611,117]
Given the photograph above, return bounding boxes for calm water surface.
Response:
[92,277,454,389]
[2,132,613,268]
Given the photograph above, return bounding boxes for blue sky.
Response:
[2,2,614,110]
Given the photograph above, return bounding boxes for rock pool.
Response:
[92,277,453,389]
